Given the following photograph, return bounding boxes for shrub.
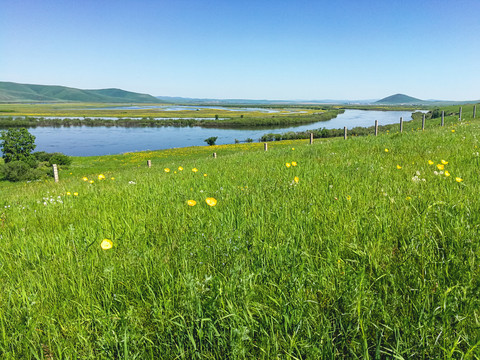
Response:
[33,151,51,162]
[204,137,218,146]
[48,153,72,166]
[1,161,42,182]
[0,128,36,163]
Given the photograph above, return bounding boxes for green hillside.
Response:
[0,105,479,357]
[375,93,423,104]
[0,81,164,103]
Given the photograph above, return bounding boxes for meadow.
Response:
[0,102,324,119]
[0,106,479,358]
[0,103,346,129]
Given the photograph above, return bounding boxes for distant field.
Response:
[1,104,479,358]
[0,103,320,119]
[0,103,345,129]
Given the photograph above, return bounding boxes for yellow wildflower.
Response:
[100,239,113,250]
[396,165,402,169]
[346,195,351,201]
[187,200,196,206]
[178,166,183,171]
[205,197,217,207]
[286,163,291,168]
[441,160,448,165]
[384,148,389,152]
[66,192,71,196]
[294,176,299,183]
[164,168,170,173]
[445,171,450,177]
[292,147,295,150]
[451,129,455,133]
[82,176,88,181]
[428,160,434,165]
[204,173,207,177]
[436,164,444,170]
[192,168,198,173]
[111,177,115,180]
[455,177,463,182]
[73,192,78,196]
[98,174,106,180]
[292,161,297,167]
[89,180,94,184]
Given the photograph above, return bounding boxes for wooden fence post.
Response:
[310,133,313,144]
[147,160,152,168]
[400,117,403,132]
[441,111,445,127]
[422,114,425,131]
[213,152,217,158]
[264,143,268,151]
[52,164,59,183]
[474,105,477,119]
[344,126,347,140]
[459,106,462,121]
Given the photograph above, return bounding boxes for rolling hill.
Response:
[0,81,164,103]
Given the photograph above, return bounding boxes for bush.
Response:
[48,153,72,166]
[204,137,218,146]
[246,138,253,143]
[33,151,72,166]
[33,151,51,162]
[0,128,36,163]
[1,161,42,182]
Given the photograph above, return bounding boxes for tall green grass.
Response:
[0,115,479,358]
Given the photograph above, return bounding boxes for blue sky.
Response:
[1,0,479,100]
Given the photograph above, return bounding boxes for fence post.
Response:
[147,160,152,168]
[441,111,444,127]
[213,152,217,158]
[344,126,347,140]
[264,143,268,151]
[422,114,425,131]
[375,120,378,136]
[400,117,403,132]
[310,133,313,144]
[474,105,477,119]
[52,164,59,183]
[459,106,462,121]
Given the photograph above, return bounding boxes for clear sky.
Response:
[1,0,479,101]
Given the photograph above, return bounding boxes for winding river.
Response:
[3,110,421,156]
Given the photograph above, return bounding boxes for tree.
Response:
[0,128,36,164]
[204,136,218,146]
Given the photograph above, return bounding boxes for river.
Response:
[3,110,421,156]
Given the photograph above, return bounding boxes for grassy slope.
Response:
[0,82,163,103]
[1,114,480,358]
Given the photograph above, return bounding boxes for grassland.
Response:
[0,103,321,119]
[0,103,343,129]
[1,106,480,358]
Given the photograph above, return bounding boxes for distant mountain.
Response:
[375,94,423,104]
[0,81,164,103]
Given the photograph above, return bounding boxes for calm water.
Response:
[3,110,421,156]
[79,105,282,113]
